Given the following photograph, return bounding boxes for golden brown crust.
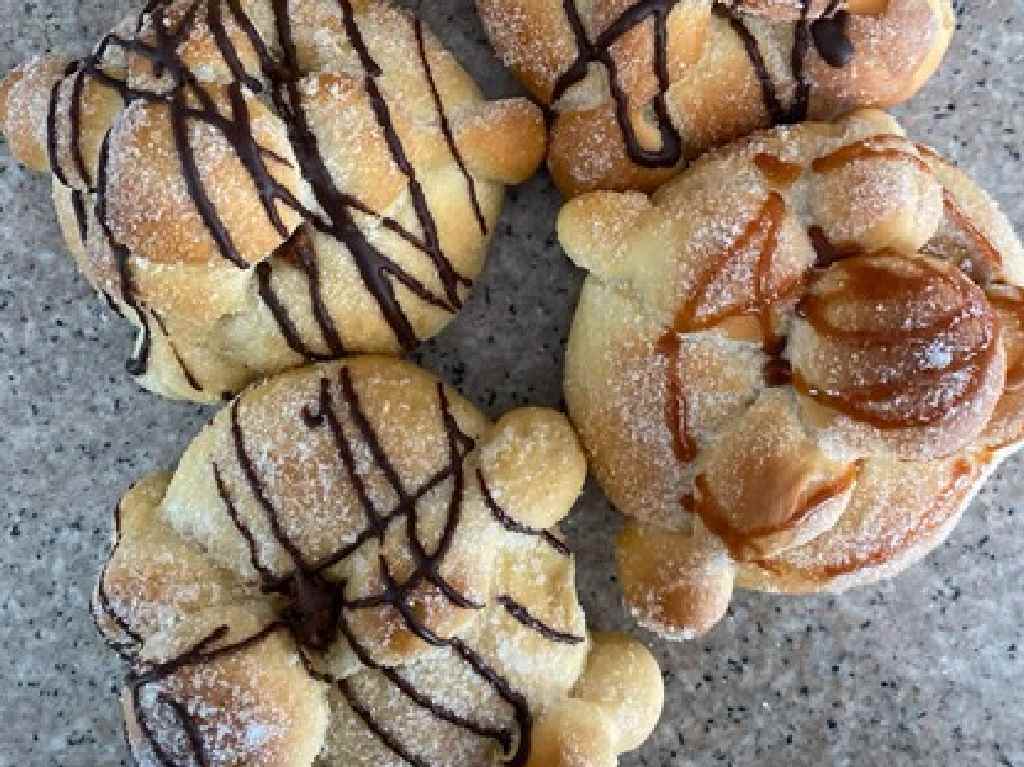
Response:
[563,111,1024,638]
[94,356,663,766]
[0,0,546,403]
[477,0,954,197]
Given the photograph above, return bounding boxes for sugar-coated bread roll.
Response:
[0,0,547,402]
[563,110,1024,639]
[476,0,954,197]
[93,356,663,765]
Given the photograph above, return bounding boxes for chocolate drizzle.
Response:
[478,468,572,557]
[46,0,486,382]
[710,0,854,126]
[496,595,585,645]
[811,6,855,68]
[70,189,89,244]
[127,622,285,767]
[552,0,683,168]
[414,18,487,237]
[91,499,144,662]
[113,366,585,766]
[152,310,203,392]
[96,131,152,377]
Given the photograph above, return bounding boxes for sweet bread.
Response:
[0,0,545,402]
[561,109,1024,638]
[476,0,954,197]
[93,356,664,765]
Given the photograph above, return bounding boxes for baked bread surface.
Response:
[0,0,546,402]
[476,0,954,196]
[94,355,664,766]
[562,110,1024,638]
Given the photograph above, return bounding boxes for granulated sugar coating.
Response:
[92,356,662,765]
[0,0,547,402]
[476,0,954,197]
[563,108,1024,649]
[1,1,1024,766]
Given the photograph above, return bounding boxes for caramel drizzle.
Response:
[657,191,794,464]
[672,191,792,343]
[811,134,932,175]
[754,152,803,187]
[112,366,587,766]
[689,463,859,560]
[941,189,1004,278]
[47,0,484,385]
[793,257,998,429]
[655,331,697,463]
[753,456,976,579]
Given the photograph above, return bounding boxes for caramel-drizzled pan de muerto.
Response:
[0,0,546,402]
[562,110,1024,639]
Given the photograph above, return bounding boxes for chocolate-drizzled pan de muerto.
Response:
[0,0,545,402]
[562,109,1024,639]
[93,356,664,766]
[476,0,954,197]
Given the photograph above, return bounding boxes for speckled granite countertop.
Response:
[0,1,1021,765]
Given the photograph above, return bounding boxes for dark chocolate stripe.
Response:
[96,130,153,377]
[46,63,75,186]
[68,67,92,187]
[212,463,278,585]
[477,469,571,556]
[256,260,335,362]
[128,623,284,766]
[788,0,813,124]
[338,677,432,767]
[553,0,682,168]
[230,398,309,569]
[414,18,487,236]
[92,502,144,660]
[151,311,203,392]
[337,0,469,307]
[336,605,512,749]
[497,595,586,645]
[713,4,785,124]
[70,189,89,244]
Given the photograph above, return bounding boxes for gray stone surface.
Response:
[0,1,1021,765]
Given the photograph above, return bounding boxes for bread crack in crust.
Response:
[93,356,664,766]
[476,0,954,197]
[561,110,1024,639]
[0,0,547,402]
